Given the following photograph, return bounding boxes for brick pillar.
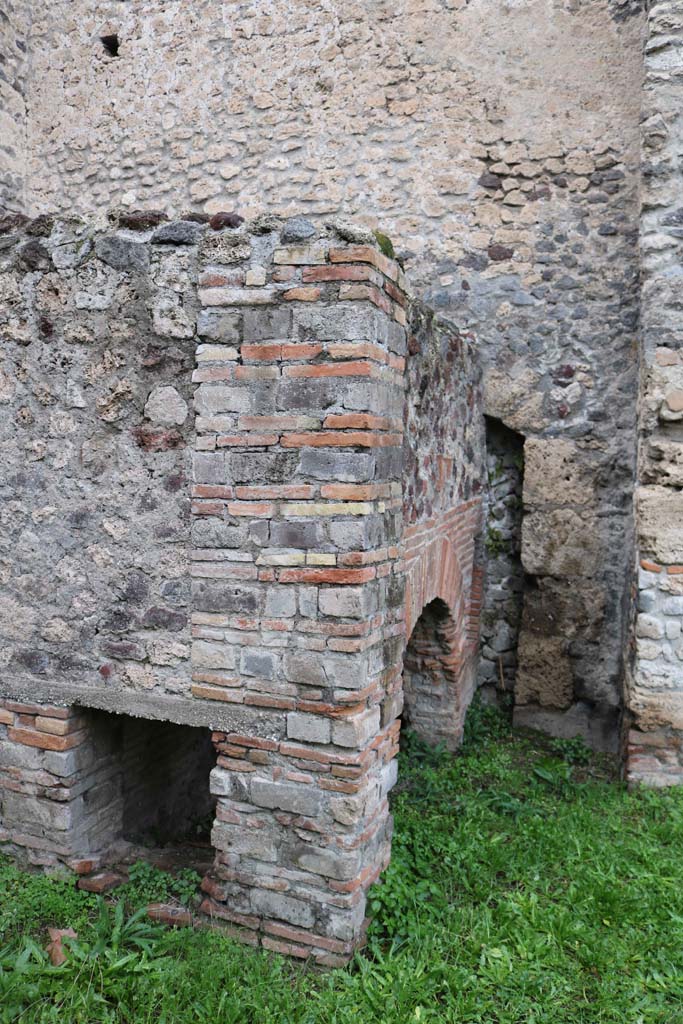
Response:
[190,223,407,962]
[0,700,122,870]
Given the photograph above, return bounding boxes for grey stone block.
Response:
[194,385,250,416]
[287,712,331,744]
[298,587,318,617]
[152,220,204,245]
[192,581,261,614]
[211,822,277,862]
[209,767,249,800]
[332,708,380,748]
[264,587,297,618]
[192,452,227,485]
[240,648,278,679]
[251,779,321,816]
[319,586,376,619]
[281,217,316,243]
[270,520,324,549]
[192,640,236,669]
[276,380,339,412]
[228,452,298,483]
[251,889,315,928]
[283,651,326,686]
[192,520,248,548]
[292,844,361,880]
[196,309,242,343]
[293,303,384,341]
[243,307,291,341]
[95,235,149,273]
[297,450,375,482]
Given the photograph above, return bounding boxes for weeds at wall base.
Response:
[2,708,683,1023]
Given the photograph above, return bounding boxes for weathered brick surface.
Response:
[0,215,485,959]
[190,222,469,958]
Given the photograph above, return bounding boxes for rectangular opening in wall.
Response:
[85,710,217,872]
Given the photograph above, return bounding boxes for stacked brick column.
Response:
[189,224,408,962]
[0,701,120,870]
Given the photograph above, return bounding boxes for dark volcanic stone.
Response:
[152,220,205,245]
[209,211,245,230]
[479,172,502,190]
[488,243,514,262]
[118,210,169,231]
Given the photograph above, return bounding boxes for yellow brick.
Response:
[306,553,337,566]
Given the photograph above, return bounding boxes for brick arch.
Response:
[401,524,482,750]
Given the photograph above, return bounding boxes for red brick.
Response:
[147,903,194,928]
[302,264,377,284]
[242,344,281,361]
[244,694,296,710]
[192,366,234,382]
[339,283,392,315]
[226,501,275,517]
[192,485,234,499]
[320,483,387,500]
[384,278,407,307]
[192,672,240,687]
[8,727,86,752]
[323,413,395,430]
[280,343,323,360]
[216,755,257,771]
[281,431,401,449]
[283,360,373,379]
[191,684,244,703]
[263,920,351,953]
[199,272,244,288]
[261,936,310,959]
[191,500,224,517]
[4,702,71,719]
[338,548,388,565]
[328,245,400,282]
[199,898,260,931]
[327,342,388,363]
[0,708,13,725]
[278,567,376,584]
[282,286,321,301]
[226,734,279,751]
[640,559,661,573]
[77,871,125,894]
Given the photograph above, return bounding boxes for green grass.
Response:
[3,703,683,1022]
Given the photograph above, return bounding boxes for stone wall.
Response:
[628,1,683,785]
[1,0,645,752]
[0,213,196,718]
[0,211,485,958]
[0,0,29,211]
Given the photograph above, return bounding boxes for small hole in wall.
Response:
[100,34,120,57]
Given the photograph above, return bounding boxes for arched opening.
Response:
[402,598,475,751]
